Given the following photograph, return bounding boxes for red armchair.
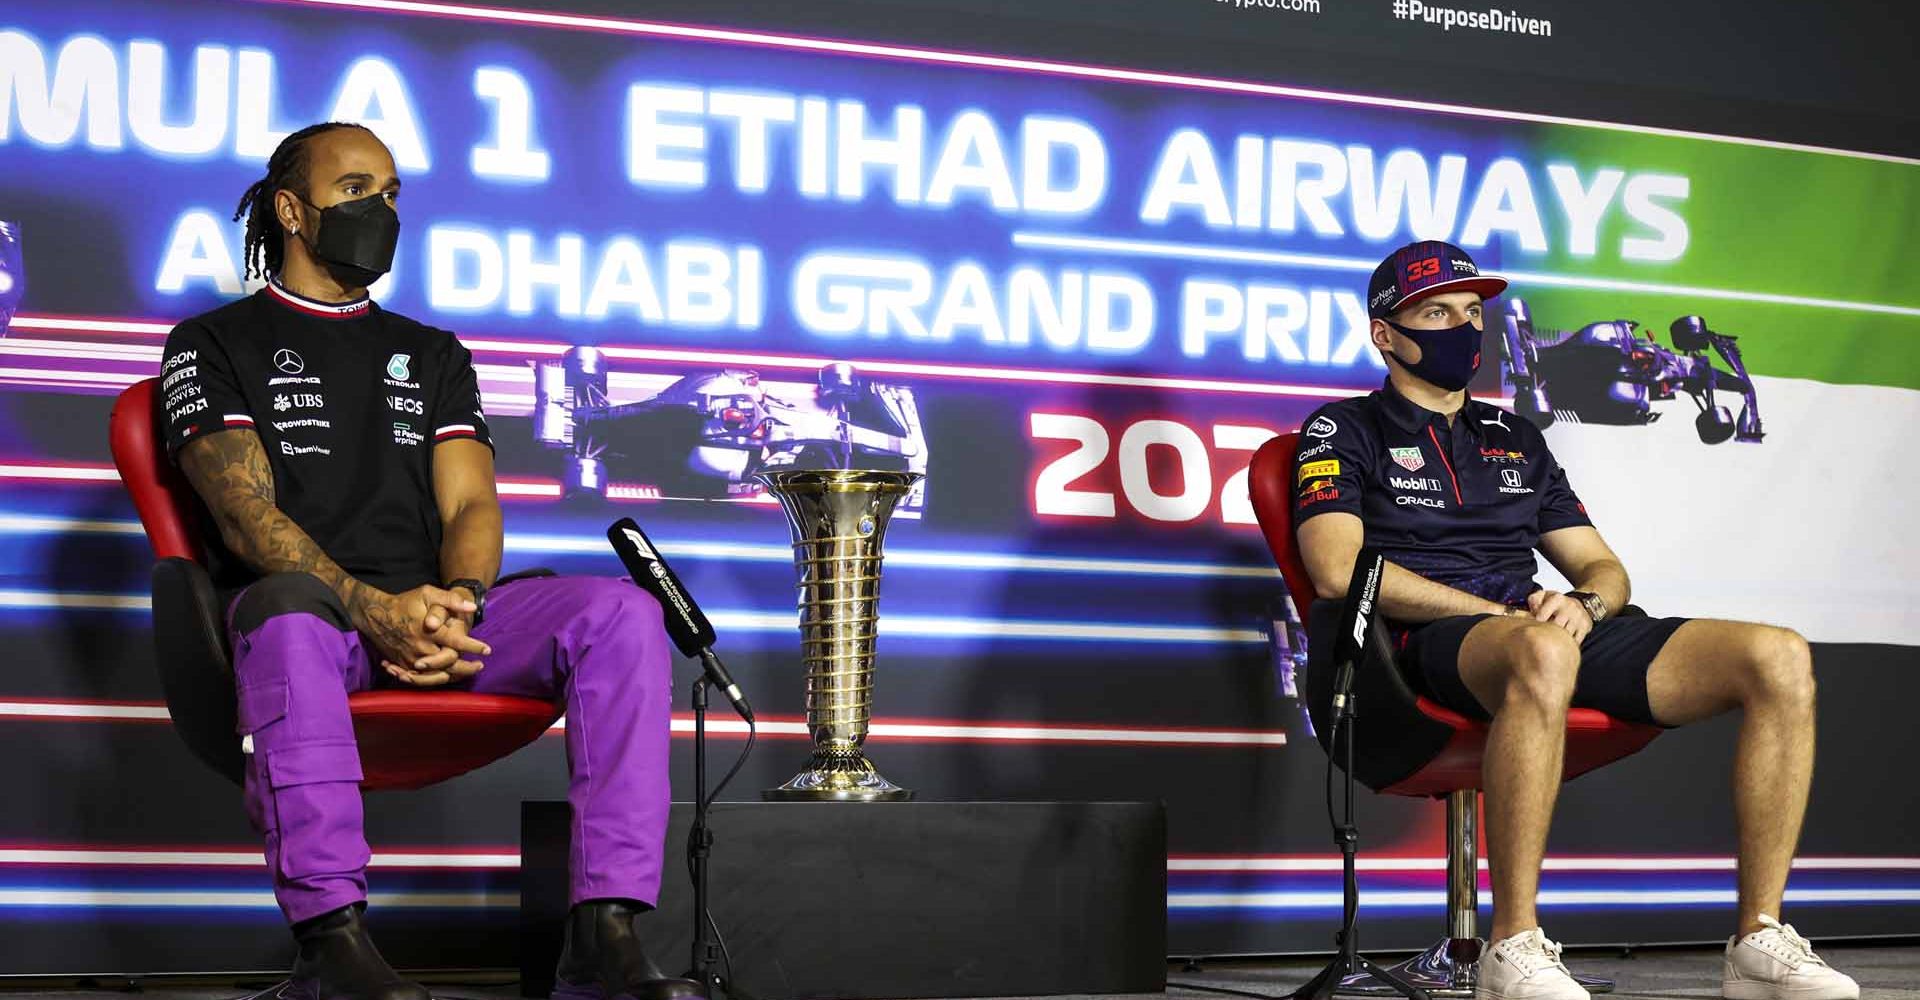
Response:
[1248,431,1660,996]
[108,377,559,791]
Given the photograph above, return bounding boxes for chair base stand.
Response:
[1330,938,1615,997]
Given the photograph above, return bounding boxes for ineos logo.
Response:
[274,349,305,374]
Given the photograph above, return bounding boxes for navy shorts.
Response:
[1398,613,1691,726]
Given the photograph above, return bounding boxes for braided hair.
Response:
[231,122,373,280]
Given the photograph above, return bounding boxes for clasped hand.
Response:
[353,584,492,687]
[1524,588,1594,643]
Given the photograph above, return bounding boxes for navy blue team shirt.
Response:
[1292,379,1591,608]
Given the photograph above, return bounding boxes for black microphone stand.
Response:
[687,676,723,997]
[1281,661,1429,1000]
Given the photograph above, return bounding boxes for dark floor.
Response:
[3,946,1915,1000]
[1162,943,1917,998]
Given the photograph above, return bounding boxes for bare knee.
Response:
[1501,624,1580,713]
[1744,625,1814,711]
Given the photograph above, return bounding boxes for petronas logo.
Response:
[386,353,411,381]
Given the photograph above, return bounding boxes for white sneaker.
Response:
[1476,928,1587,999]
[1723,915,1860,999]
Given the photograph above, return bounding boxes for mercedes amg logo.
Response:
[273,349,305,374]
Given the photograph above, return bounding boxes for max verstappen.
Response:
[1291,240,1856,1000]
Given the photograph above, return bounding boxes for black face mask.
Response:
[1384,317,1483,392]
[295,192,399,288]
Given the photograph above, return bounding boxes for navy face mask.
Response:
[297,192,399,288]
[1384,318,1483,392]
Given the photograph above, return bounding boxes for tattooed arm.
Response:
[176,429,476,672]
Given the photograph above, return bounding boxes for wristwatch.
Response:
[446,577,488,627]
[1566,590,1608,623]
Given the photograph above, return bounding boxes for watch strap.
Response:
[446,577,488,625]
[1566,590,1607,623]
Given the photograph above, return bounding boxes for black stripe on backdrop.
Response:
[444,0,1920,159]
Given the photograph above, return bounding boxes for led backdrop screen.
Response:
[1,0,1917,973]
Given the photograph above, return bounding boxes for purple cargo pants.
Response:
[225,573,674,924]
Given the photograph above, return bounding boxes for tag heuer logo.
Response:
[386,353,412,381]
[1390,447,1426,471]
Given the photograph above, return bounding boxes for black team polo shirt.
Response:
[1292,378,1591,609]
[159,280,493,597]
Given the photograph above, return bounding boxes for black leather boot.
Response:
[553,899,705,1000]
[288,903,431,1000]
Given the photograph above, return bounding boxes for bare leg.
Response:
[1456,618,1582,940]
[1644,620,1816,935]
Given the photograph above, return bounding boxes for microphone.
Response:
[606,517,753,722]
[1330,549,1385,716]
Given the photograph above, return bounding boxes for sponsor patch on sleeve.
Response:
[1297,459,1340,483]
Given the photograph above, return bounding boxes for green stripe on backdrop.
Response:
[1499,288,1920,393]
[1504,131,1920,391]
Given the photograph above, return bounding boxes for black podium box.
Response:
[520,800,1166,999]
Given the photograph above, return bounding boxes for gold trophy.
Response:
[757,469,921,801]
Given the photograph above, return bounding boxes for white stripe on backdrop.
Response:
[1533,375,1920,646]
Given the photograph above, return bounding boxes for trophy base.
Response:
[762,749,914,801]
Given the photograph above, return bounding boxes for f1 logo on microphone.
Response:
[622,527,659,560]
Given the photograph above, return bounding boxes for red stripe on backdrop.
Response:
[5,844,1916,873]
[7,314,1387,401]
[0,700,1286,748]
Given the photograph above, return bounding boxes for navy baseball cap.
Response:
[1366,241,1508,319]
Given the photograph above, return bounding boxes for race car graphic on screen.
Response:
[1499,298,1764,445]
[1269,593,1314,739]
[0,222,22,337]
[531,347,929,509]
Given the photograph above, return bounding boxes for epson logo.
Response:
[162,350,197,370]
